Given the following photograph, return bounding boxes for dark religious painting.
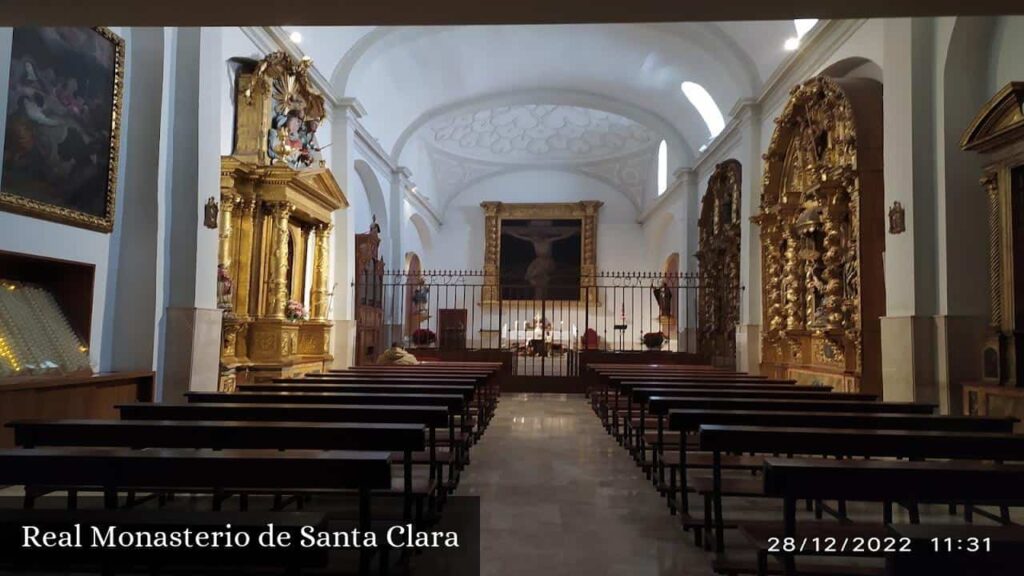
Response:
[499,218,582,301]
[0,27,124,232]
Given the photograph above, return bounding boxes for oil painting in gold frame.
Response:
[0,27,125,233]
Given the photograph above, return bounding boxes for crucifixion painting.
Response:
[499,218,582,301]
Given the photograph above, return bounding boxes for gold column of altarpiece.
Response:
[217,52,347,389]
[753,76,884,395]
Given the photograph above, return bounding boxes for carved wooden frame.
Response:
[480,201,603,303]
[961,82,1024,384]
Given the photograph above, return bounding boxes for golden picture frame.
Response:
[0,27,125,233]
[480,201,602,303]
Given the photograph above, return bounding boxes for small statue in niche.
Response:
[888,201,906,235]
[805,259,827,328]
[653,280,674,319]
[217,264,233,310]
[204,197,219,229]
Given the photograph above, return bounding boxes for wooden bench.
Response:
[0,447,392,574]
[253,381,485,437]
[7,418,431,522]
[761,458,1024,576]
[597,373,793,436]
[663,409,1018,522]
[700,425,1024,555]
[626,388,874,465]
[645,397,935,498]
[116,403,461,490]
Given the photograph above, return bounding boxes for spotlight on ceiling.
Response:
[784,37,800,51]
[699,144,708,153]
[289,31,303,44]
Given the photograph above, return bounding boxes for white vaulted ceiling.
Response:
[428,104,657,164]
[282,21,815,212]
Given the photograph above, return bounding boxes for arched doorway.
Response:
[754,76,885,394]
[696,159,741,368]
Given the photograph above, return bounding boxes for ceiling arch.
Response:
[390,87,694,166]
[331,24,765,158]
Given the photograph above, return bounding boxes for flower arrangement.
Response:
[642,331,666,350]
[285,299,307,322]
[411,328,437,346]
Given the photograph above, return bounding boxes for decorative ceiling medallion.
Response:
[429,104,657,164]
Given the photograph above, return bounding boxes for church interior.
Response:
[1,3,1024,574]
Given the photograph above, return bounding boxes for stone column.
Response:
[310,223,333,321]
[266,202,293,319]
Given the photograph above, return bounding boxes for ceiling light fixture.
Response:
[784,37,800,51]
[699,144,708,153]
[289,31,303,44]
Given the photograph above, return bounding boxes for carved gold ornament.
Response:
[696,159,742,366]
[755,76,882,390]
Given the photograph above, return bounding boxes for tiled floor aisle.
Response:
[460,393,715,576]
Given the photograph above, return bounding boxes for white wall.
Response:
[989,16,1024,93]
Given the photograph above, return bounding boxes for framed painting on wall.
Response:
[0,27,125,233]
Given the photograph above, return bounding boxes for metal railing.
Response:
[357,270,736,376]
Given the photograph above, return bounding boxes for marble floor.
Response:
[459,393,715,576]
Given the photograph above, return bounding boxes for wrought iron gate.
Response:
[359,270,735,376]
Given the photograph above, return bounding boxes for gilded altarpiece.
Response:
[754,77,884,395]
[696,160,741,369]
[218,52,347,389]
[961,82,1024,423]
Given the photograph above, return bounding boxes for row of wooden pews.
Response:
[0,361,501,575]
[585,362,1024,576]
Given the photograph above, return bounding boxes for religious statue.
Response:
[805,258,827,328]
[652,280,673,319]
[217,263,233,310]
[268,110,322,169]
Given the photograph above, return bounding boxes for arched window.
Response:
[681,81,725,140]
[657,140,668,195]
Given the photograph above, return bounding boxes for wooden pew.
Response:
[275,376,490,437]
[185,391,470,470]
[0,447,392,574]
[760,458,1024,576]
[664,410,1018,518]
[116,403,459,490]
[701,425,1024,557]
[627,388,873,464]
[648,397,935,480]
[599,373,795,438]
[0,509,330,574]
[7,419,430,522]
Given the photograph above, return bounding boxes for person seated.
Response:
[376,342,419,365]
